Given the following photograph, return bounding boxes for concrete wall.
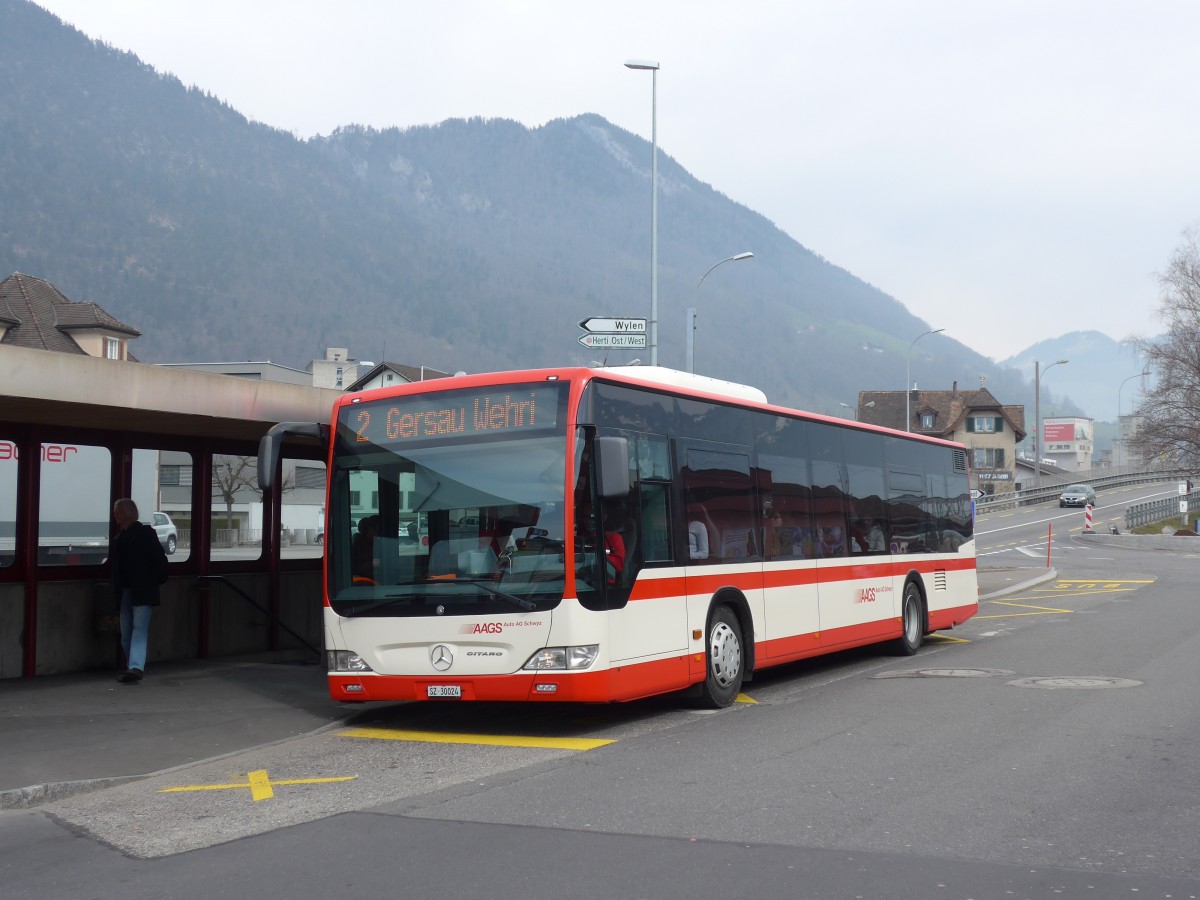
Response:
[0,584,23,678]
[201,572,323,658]
[0,571,324,679]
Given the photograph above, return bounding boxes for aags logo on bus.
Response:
[857,585,893,604]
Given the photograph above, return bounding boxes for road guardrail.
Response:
[975,467,1192,517]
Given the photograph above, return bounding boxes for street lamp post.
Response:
[905,328,944,431]
[687,251,753,373]
[1115,369,1149,467]
[839,400,875,421]
[1033,359,1068,489]
[625,59,660,365]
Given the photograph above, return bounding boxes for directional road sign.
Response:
[578,317,646,334]
[578,333,647,348]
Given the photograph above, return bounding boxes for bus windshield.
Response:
[328,383,570,617]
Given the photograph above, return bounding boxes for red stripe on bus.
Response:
[628,557,976,600]
[329,656,693,704]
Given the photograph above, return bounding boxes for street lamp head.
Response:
[688,250,756,373]
[904,329,943,432]
[624,60,660,70]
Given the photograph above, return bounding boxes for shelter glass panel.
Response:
[210,453,263,562]
[283,457,326,559]
[39,442,110,566]
[134,448,191,562]
[0,438,14,568]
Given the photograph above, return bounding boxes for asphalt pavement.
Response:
[0,565,1056,810]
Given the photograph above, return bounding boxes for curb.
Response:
[979,567,1058,601]
[0,775,147,811]
[0,715,355,812]
[1076,532,1200,551]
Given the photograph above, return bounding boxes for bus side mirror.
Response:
[595,436,632,499]
[257,422,326,490]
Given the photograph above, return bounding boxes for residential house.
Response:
[347,361,451,392]
[0,272,140,359]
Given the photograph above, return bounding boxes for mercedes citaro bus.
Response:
[258,366,977,708]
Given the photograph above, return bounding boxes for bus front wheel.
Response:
[894,581,924,656]
[697,605,744,708]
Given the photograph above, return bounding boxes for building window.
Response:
[920,412,936,429]
[967,416,1003,434]
[105,338,121,360]
[972,448,1006,469]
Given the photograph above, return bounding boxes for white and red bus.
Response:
[259,366,977,708]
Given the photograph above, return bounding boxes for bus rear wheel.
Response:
[697,605,744,709]
[894,581,924,656]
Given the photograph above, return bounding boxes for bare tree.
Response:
[211,455,259,530]
[211,455,296,531]
[1131,225,1200,467]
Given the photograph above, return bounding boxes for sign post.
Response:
[578,333,647,348]
[579,317,647,335]
[578,317,647,353]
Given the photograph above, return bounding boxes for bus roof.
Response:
[337,365,965,450]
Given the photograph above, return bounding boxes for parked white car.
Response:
[151,511,178,555]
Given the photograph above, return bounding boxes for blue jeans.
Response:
[119,589,153,672]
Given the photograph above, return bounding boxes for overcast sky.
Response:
[33,0,1200,361]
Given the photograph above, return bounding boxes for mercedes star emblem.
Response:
[430,644,454,671]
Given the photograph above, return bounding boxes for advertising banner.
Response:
[1043,422,1075,442]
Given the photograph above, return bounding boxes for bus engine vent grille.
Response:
[934,569,947,591]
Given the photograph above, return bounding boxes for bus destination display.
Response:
[348,385,561,445]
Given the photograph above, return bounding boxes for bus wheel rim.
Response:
[710,621,741,687]
[905,592,921,643]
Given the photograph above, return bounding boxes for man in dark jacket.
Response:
[112,498,168,684]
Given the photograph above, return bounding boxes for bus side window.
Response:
[639,482,671,562]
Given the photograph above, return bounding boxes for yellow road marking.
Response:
[735,692,757,704]
[340,727,614,751]
[974,599,1074,619]
[247,769,273,801]
[1042,586,1139,598]
[159,769,357,801]
[976,577,1151,619]
[926,634,970,644]
[1054,579,1154,584]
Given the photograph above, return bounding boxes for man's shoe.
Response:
[117,669,143,684]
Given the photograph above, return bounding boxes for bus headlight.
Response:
[327,650,373,673]
[522,644,600,671]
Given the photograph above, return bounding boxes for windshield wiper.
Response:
[441,578,538,611]
[339,593,417,617]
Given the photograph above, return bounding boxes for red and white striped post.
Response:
[1084,502,1094,533]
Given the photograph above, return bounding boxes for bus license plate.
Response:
[427,685,461,699]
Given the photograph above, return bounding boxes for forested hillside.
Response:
[0,0,1032,413]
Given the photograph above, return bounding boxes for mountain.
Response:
[0,0,1050,416]
[1000,331,1152,423]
